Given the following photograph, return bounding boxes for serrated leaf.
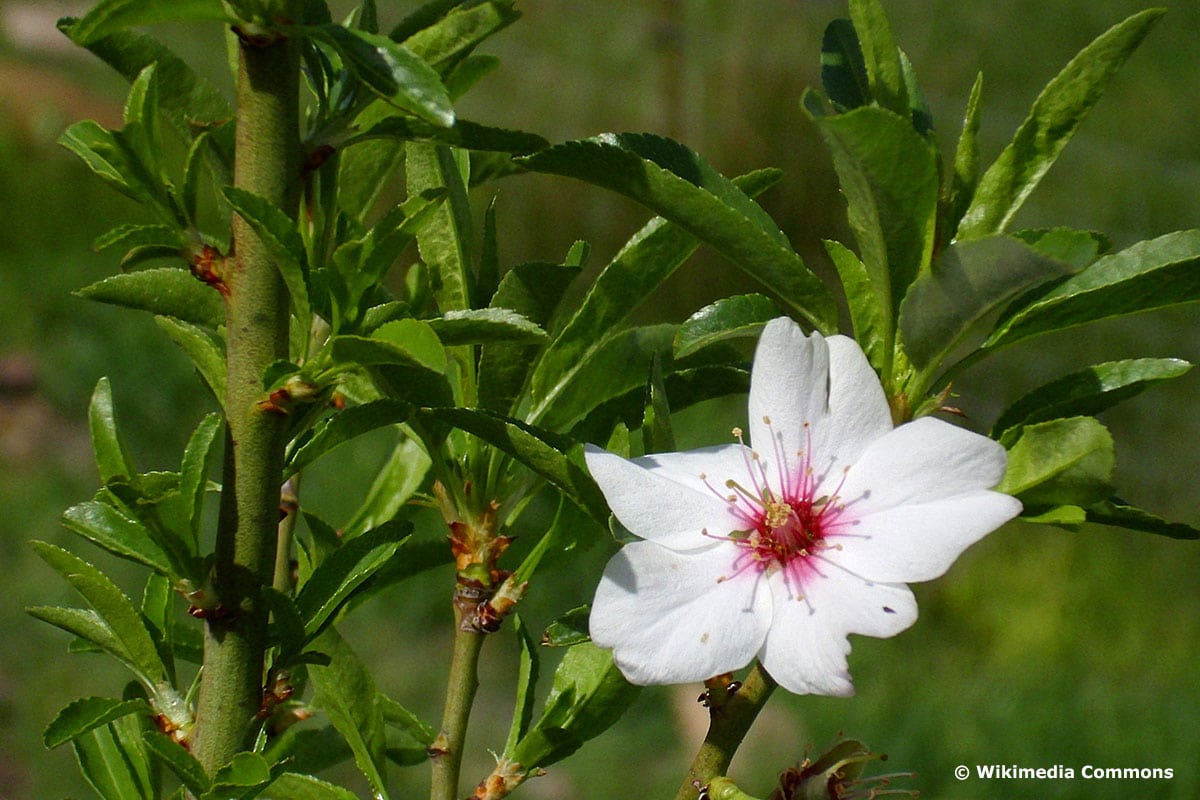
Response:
[428,308,547,345]
[304,24,453,126]
[142,730,210,795]
[419,407,607,522]
[407,142,474,313]
[264,773,360,800]
[398,0,519,71]
[68,0,231,46]
[94,224,188,254]
[477,262,581,414]
[504,614,540,755]
[286,399,413,476]
[295,521,411,638]
[224,186,311,328]
[78,268,225,327]
[958,9,1164,238]
[308,629,390,799]
[62,500,174,575]
[345,116,547,154]
[179,413,222,542]
[541,606,591,648]
[519,135,835,330]
[507,641,638,770]
[379,694,435,746]
[89,378,137,484]
[57,19,234,179]
[848,0,908,116]
[1086,499,1200,540]
[824,239,887,372]
[812,106,939,324]
[993,358,1192,437]
[944,72,984,238]
[73,718,155,800]
[997,417,1114,508]
[983,230,1200,351]
[330,319,453,405]
[59,120,166,213]
[898,235,1072,370]
[156,316,227,406]
[207,751,275,797]
[43,697,152,749]
[533,324,678,431]
[30,542,166,685]
[1012,227,1111,270]
[342,435,431,537]
[673,294,779,360]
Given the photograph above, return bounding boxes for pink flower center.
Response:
[703,419,849,599]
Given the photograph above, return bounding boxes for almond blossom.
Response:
[584,317,1021,696]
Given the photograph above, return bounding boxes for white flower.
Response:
[585,318,1021,696]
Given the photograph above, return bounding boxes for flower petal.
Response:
[591,541,772,686]
[822,334,893,464]
[748,318,830,460]
[585,445,744,551]
[759,567,917,696]
[828,490,1021,583]
[837,416,1010,511]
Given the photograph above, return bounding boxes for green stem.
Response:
[673,663,778,800]
[431,607,486,800]
[192,30,300,775]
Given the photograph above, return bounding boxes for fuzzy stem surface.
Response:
[192,30,299,774]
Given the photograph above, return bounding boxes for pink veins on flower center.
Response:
[702,418,849,598]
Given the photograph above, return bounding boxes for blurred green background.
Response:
[1,1,1198,798]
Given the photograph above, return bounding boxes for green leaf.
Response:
[59,120,167,213]
[944,72,984,237]
[406,143,474,312]
[642,355,675,454]
[541,606,590,648]
[286,399,413,476]
[379,694,435,747]
[398,0,520,71]
[997,417,1114,508]
[419,407,607,522]
[957,9,1165,238]
[1086,499,1200,540]
[848,0,908,115]
[30,542,166,686]
[519,135,835,330]
[89,378,137,484]
[477,262,581,414]
[62,500,174,576]
[179,413,222,542]
[142,730,210,796]
[68,0,231,46]
[820,18,870,111]
[206,751,276,798]
[504,614,540,755]
[264,773,361,800]
[156,316,227,406]
[1013,227,1111,270]
[534,324,677,431]
[342,435,431,537]
[898,235,1072,370]
[345,116,547,154]
[224,186,311,328]
[295,521,411,638]
[304,24,454,126]
[508,641,639,770]
[94,223,188,255]
[43,697,152,749]
[330,319,453,406]
[308,629,390,800]
[812,105,939,321]
[77,268,225,327]
[993,358,1192,437]
[824,239,887,372]
[72,718,155,800]
[983,230,1200,351]
[428,308,547,346]
[673,294,779,360]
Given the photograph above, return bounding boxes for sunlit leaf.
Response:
[43,697,152,749]
[998,417,1114,508]
[77,268,224,328]
[673,294,779,360]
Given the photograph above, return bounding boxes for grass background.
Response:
[1,1,1198,798]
